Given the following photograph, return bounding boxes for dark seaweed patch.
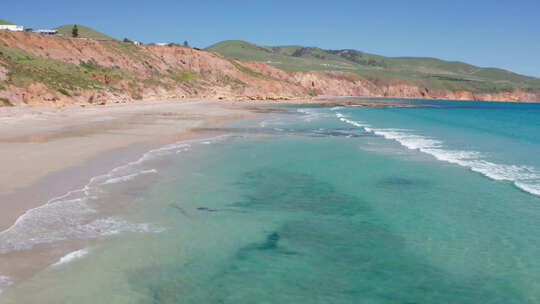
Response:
[257,232,280,250]
[197,207,219,212]
[126,169,528,304]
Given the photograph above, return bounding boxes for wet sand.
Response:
[0,99,255,232]
[0,97,424,232]
[0,96,434,297]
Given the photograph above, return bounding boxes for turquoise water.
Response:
[3,99,540,303]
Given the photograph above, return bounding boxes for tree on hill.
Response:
[72,25,79,38]
[183,40,189,47]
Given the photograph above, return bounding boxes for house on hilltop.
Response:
[32,29,58,35]
[0,25,24,31]
[0,19,24,32]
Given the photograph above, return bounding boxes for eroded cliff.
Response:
[0,31,538,107]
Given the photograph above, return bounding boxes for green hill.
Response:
[207,40,540,94]
[0,19,14,25]
[55,24,116,40]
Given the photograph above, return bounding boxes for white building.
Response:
[0,25,24,32]
[32,29,58,35]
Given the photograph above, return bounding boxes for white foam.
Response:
[78,217,165,236]
[261,117,292,128]
[297,108,331,122]
[335,112,540,197]
[338,116,369,128]
[52,249,89,266]
[101,169,158,185]
[0,136,227,254]
[515,182,540,196]
[0,276,13,295]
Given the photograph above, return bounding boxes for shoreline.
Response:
[0,98,264,290]
[0,95,489,231]
[0,99,256,232]
[1,94,523,233]
[1,95,528,290]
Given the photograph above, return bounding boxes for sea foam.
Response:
[52,249,89,266]
[0,276,13,295]
[335,111,540,197]
[0,136,227,255]
[297,108,332,122]
[101,169,158,185]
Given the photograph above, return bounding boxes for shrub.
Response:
[72,25,79,38]
[58,88,71,96]
[0,97,14,106]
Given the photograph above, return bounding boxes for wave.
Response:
[297,108,332,122]
[102,169,158,185]
[52,249,89,267]
[0,276,12,295]
[259,108,331,128]
[0,135,229,255]
[334,111,540,197]
[515,182,540,196]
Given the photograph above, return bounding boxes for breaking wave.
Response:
[0,136,229,255]
[0,276,12,295]
[335,111,540,197]
[52,249,90,267]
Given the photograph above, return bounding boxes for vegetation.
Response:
[168,70,198,83]
[207,40,540,94]
[0,46,130,92]
[0,19,14,25]
[100,40,148,61]
[220,74,246,88]
[57,88,71,96]
[0,97,14,106]
[71,25,79,38]
[0,32,201,101]
[230,60,268,79]
[55,24,116,40]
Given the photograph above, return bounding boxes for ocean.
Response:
[2,98,540,303]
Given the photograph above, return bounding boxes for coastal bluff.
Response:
[0,31,538,107]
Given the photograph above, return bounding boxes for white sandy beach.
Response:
[0,99,255,232]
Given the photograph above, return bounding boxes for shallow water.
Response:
[2,99,540,303]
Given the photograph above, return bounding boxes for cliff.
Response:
[0,31,538,107]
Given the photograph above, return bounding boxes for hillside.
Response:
[0,19,14,25]
[0,30,309,107]
[55,24,116,40]
[0,31,538,107]
[207,40,540,94]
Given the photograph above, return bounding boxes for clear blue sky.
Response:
[5,0,540,77]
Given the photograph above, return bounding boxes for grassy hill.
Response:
[0,19,14,25]
[207,40,540,94]
[55,24,116,40]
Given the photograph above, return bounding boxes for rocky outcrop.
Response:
[0,31,538,107]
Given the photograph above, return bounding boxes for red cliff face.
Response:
[0,31,538,107]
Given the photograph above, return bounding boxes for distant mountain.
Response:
[55,24,116,40]
[0,18,14,25]
[207,40,540,94]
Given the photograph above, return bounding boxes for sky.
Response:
[5,0,540,77]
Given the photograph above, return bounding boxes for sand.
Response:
[0,99,255,232]
[0,96,427,233]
